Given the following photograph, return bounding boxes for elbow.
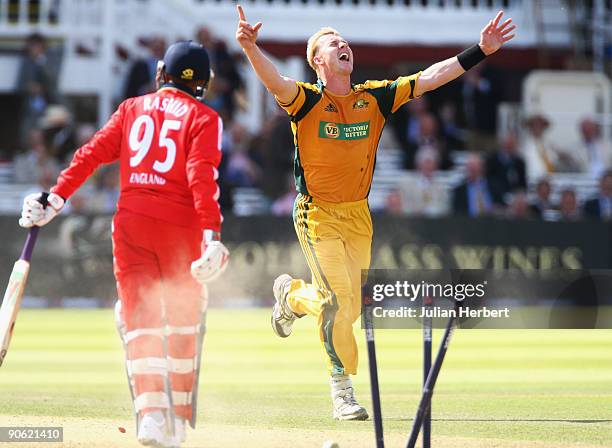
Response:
[416,70,451,95]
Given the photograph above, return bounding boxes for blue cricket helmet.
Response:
[162,40,211,84]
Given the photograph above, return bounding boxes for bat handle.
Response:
[20,227,40,262]
[19,193,48,262]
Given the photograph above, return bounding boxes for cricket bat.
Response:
[0,227,42,367]
[0,194,47,367]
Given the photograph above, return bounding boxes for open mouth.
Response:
[339,52,350,62]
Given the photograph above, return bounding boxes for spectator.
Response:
[398,112,452,170]
[574,117,612,177]
[396,147,449,217]
[196,26,215,51]
[461,63,501,151]
[486,132,527,205]
[197,27,244,121]
[223,122,261,187]
[251,109,294,200]
[521,113,563,181]
[558,188,581,221]
[529,178,554,219]
[39,104,77,164]
[389,96,429,169]
[452,152,493,217]
[506,190,532,219]
[421,113,453,170]
[13,128,60,184]
[384,189,403,216]
[438,101,465,151]
[17,33,61,149]
[123,36,166,99]
[583,170,612,220]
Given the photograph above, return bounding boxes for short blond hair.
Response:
[306,27,339,74]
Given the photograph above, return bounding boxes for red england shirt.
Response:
[52,86,222,231]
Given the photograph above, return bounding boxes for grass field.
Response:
[0,308,611,448]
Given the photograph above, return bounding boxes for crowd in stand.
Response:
[384,146,612,221]
[382,80,612,221]
[10,32,612,222]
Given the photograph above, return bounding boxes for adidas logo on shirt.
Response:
[324,103,338,113]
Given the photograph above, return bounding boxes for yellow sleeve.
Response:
[275,82,306,116]
[391,72,422,113]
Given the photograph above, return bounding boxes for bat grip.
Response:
[19,193,48,262]
[20,227,40,262]
[38,192,49,208]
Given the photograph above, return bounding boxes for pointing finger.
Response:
[237,4,246,21]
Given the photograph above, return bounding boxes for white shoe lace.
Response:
[331,375,364,413]
[334,387,360,408]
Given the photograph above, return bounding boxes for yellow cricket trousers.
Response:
[289,193,372,376]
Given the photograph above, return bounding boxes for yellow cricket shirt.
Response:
[277,73,421,203]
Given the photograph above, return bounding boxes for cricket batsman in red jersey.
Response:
[19,41,229,448]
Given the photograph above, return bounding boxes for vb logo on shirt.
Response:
[319,121,370,140]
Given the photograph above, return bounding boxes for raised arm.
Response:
[414,10,516,97]
[235,5,298,104]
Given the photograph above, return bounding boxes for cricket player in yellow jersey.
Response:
[236,5,516,420]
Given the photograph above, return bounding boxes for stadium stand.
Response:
[0,0,611,221]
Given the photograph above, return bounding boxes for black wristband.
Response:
[457,44,487,71]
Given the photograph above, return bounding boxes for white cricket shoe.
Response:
[330,375,369,421]
[271,274,296,338]
[137,411,180,448]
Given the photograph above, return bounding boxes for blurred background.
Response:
[1,0,612,307]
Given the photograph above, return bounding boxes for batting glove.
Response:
[191,231,229,284]
[19,192,65,228]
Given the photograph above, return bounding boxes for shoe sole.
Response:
[334,410,369,421]
[139,438,179,448]
[271,312,291,338]
[138,438,165,447]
